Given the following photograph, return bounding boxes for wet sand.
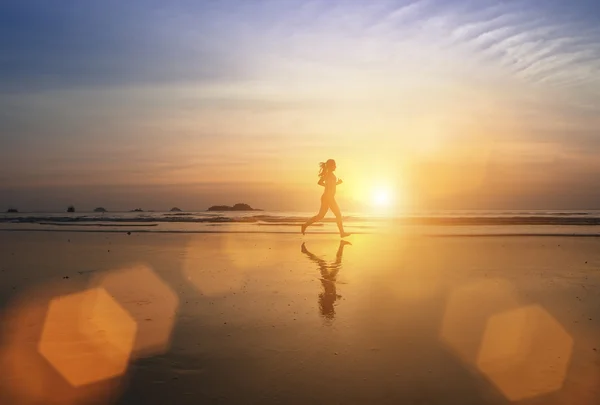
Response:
[1,231,599,405]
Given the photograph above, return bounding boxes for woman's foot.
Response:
[340,232,351,238]
[301,223,307,235]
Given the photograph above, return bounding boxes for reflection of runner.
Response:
[301,241,351,320]
[301,159,350,238]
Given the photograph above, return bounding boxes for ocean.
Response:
[2,210,600,236]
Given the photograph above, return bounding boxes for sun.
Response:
[372,188,393,208]
[351,177,404,215]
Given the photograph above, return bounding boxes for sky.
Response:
[1,0,600,212]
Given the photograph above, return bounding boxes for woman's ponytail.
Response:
[318,161,328,178]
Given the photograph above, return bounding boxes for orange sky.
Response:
[2,1,600,212]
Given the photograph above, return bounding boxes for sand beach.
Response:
[1,229,599,405]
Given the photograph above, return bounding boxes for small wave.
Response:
[165,213,195,216]
[257,222,322,227]
[0,228,370,235]
[1,228,600,237]
[0,215,244,224]
[38,222,158,227]
[3,214,600,226]
[393,216,600,226]
[553,212,591,216]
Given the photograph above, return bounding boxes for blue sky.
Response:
[1,0,600,211]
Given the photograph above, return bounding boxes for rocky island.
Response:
[207,203,262,212]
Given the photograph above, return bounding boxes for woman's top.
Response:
[322,172,337,197]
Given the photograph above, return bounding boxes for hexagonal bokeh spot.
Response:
[440,279,520,365]
[477,304,573,401]
[1,299,57,404]
[0,286,129,405]
[93,264,179,358]
[38,287,137,387]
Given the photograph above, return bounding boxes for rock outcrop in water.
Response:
[130,208,144,212]
[6,208,18,213]
[207,203,262,212]
[67,205,75,213]
[170,207,182,212]
[94,207,107,212]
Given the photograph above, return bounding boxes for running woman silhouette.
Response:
[301,159,350,238]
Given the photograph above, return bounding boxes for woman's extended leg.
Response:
[301,242,329,278]
[301,197,329,234]
[329,198,350,238]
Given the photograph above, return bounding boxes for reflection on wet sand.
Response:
[2,232,600,405]
[301,241,351,321]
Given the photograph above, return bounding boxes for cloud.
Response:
[426,0,600,93]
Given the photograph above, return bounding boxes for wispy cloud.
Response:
[412,0,600,92]
[3,1,599,94]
